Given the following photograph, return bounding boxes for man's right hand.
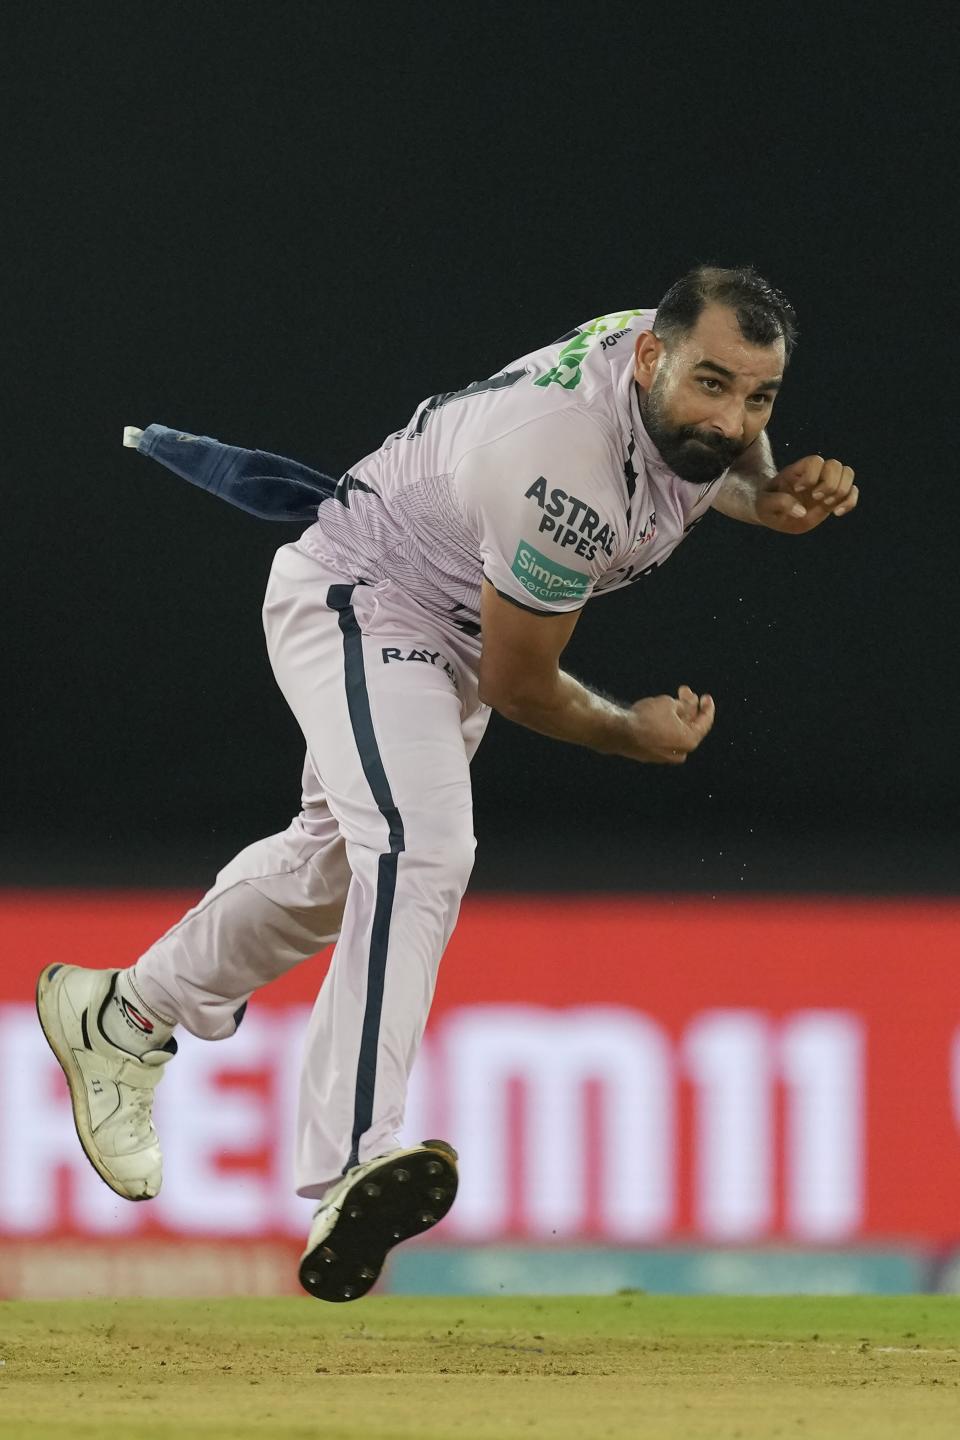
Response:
[625,686,716,764]
[478,581,717,764]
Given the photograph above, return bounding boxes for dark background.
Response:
[5,5,957,892]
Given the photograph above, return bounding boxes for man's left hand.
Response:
[756,455,859,533]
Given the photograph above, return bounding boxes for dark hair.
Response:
[653,265,798,361]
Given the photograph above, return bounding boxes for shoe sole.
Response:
[35,963,151,1201]
[299,1142,458,1302]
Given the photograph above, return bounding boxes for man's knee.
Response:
[215,817,349,903]
[402,818,477,894]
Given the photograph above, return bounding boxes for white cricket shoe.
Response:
[36,964,174,1200]
[299,1140,458,1302]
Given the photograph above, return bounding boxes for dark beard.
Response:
[637,381,746,483]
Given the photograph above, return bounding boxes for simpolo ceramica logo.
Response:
[511,541,591,603]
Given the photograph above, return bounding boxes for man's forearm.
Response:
[488,669,716,766]
[712,431,777,524]
[492,670,637,756]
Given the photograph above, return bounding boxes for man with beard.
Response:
[37,265,857,1302]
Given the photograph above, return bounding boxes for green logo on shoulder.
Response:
[511,541,591,604]
[534,310,646,391]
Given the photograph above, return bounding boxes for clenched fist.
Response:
[626,686,716,764]
[757,455,859,534]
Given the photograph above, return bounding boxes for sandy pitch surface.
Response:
[2,1294,959,1438]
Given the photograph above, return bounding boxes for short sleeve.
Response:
[453,411,626,614]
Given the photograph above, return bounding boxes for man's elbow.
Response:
[479,666,528,716]
[477,674,518,715]
[478,668,557,721]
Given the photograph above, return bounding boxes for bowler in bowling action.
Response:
[37,267,857,1300]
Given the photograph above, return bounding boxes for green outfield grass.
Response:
[2,1295,959,1439]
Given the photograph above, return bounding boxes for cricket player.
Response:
[37,266,857,1301]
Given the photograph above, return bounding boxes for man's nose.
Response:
[709,398,746,440]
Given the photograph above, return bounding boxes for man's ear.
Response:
[633,330,664,393]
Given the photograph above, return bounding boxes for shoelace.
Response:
[117,1061,162,1127]
[128,1086,154,1117]
[123,1086,158,1144]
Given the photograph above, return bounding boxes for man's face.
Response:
[634,303,785,483]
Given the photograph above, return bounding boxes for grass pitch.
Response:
[2,1295,959,1439]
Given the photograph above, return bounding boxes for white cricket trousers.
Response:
[132,541,489,1199]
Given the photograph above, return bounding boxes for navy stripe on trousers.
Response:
[326,584,406,1170]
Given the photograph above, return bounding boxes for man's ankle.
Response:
[98,970,177,1056]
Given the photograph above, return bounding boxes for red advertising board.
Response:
[1,892,958,1248]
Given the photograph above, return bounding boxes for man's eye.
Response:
[748,393,773,407]
[698,377,722,392]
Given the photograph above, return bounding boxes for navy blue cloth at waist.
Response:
[137,424,338,522]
